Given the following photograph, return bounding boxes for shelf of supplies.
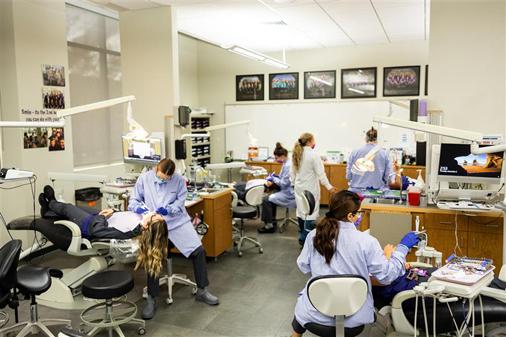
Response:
[192,142,210,147]
[193,155,211,160]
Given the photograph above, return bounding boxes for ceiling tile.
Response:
[372,0,426,41]
[319,0,389,44]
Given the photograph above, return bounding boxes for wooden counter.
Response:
[360,203,504,269]
[185,189,233,259]
[245,161,425,205]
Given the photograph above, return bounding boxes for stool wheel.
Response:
[259,247,264,254]
[166,298,173,305]
[192,287,198,295]
[138,327,146,335]
[237,251,243,257]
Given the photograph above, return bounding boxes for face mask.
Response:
[276,158,284,163]
[156,175,168,184]
[353,214,363,227]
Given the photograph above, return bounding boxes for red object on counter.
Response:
[407,190,420,206]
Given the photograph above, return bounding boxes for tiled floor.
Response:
[7,218,384,337]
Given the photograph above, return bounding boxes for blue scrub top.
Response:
[346,143,392,191]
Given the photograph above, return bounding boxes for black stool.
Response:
[81,271,145,337]
[0,265,71,337]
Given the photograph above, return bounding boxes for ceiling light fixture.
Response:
[227,45,289,69]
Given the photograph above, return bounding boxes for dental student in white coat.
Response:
[291,132,337,245]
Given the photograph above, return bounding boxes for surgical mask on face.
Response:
[354,214,363,227]
[156,175,168,184]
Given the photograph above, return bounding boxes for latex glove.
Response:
[266,173,275,182]
[399,232,420,249]
[134,205,149,215]
[156,207,169,216]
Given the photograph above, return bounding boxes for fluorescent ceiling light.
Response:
[227,45,289,69]
[228,46,266,61]
[263,58,289,69]
[348,88,365,95]
[309,75,332,86]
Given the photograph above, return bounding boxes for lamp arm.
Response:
[470,143,506,154]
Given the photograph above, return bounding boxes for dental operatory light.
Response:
[351,146,381,176]
[57,95,148,140]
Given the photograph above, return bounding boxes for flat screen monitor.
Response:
[438,143,504,183]
[122,136,162,165]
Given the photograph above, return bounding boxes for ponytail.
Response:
[313,190,361,264]
[292,132,314,173]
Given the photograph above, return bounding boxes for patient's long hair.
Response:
[314,191,361,264]
[135,218,168,278]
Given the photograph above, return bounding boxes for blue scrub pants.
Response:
[297,217,315,244]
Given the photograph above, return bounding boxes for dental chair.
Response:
[306,275,368,337]
[7,216,113,310]
[377,264,506,336]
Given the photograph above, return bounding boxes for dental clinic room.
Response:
[2,0,506,337]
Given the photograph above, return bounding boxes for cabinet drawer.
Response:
[425,213,468,231]
[468,215,503,234]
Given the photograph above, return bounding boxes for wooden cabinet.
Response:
[361,204,503,272]
[402,166,426,180]
[185,190,233,258]
[329,165,348,193]
[468,215,503,267]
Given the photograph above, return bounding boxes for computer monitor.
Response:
[438,143,504,184]
[122,135,163,165]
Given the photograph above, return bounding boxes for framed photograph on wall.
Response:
[236,74,264,101]
[304,70,336,99]
[269,72,299,100]
[383,66,421,97]
[341,67,377,99]
[41,64,65,87]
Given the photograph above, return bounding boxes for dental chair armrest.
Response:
[481,286,506,303]
[54,220,95,256]
[391,290,417,309]
[407,262,433,268]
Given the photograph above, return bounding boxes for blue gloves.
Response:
[134,206,149,215]
[266,173,277,182]
[399,232,420,249]
[156,207,169,216]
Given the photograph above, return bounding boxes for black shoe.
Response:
[38,193,49,218]
[43,185,56,201]
[257,226,276,234]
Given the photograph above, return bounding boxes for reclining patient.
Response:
[38,185,157,240]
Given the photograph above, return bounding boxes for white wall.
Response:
[195,40,429,163]
[429,0,506,137]
[179,35,199,108]
[0,0,74,246]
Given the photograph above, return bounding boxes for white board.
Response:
[225,100,415,160]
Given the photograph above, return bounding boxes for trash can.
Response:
[75,187,103,211]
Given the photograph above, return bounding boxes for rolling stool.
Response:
[0,265,71,337]
[142,241,198,304]
[277,207,298,233]
[232,184,265,257]
[81,270,145,337]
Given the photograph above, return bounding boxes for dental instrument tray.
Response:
[431,256,495,285]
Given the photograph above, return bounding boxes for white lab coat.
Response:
[291,146,332,220]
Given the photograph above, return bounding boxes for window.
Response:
[66,4,123,167]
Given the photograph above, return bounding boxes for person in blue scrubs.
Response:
[346,127,392,192]
[291,190,419,336]
[258,142,296,233]
[129,158,219,320]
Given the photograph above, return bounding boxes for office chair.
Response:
[306,275,368,337]
[232,184,264,257]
